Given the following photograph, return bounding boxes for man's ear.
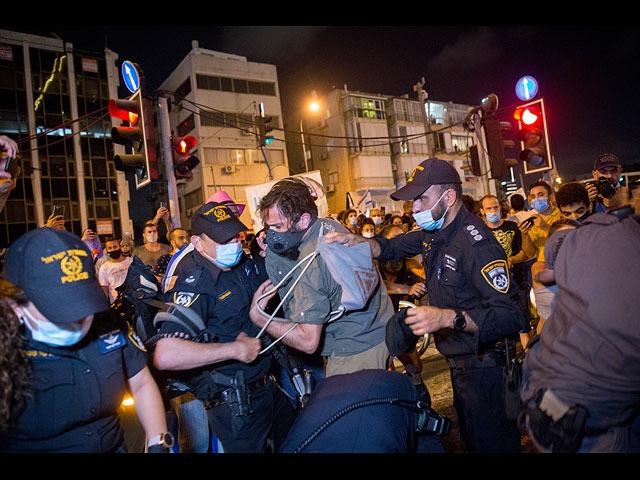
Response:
[296,212,311,230]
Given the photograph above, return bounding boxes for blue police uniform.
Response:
[0,310,148,453]
[158,248,293,452]
[377,206,525,453]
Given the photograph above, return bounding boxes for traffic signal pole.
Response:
[157,95,181,228]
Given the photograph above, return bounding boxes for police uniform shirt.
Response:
[376,206,525,357]
[0,310,148,453]
[159,249,271,391]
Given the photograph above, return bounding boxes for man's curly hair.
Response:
[0,278,33,433]
[258,179,318,227]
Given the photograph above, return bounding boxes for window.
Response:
[195,74,276,96]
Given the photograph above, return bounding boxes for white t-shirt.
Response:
[98,257,133,303]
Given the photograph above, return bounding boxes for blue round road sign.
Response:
[515,76,538,101]
[122,61,140,93]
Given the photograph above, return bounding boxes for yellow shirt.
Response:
[527,207,562,261]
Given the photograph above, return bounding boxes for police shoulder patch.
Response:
[464,224,486,245]
[127,323,147,352]
[480,259,510,293]
[173,291,200,307]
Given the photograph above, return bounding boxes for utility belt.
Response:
[521,388,589,453]
[202,370,268,417]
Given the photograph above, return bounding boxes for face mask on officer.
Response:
[194,235,243,269]
[413,189,450,231]
[19,305,93,347]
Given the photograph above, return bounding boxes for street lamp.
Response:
[300,91,321,172]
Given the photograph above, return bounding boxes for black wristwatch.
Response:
[453,310,466,331]
[147,432,174,453]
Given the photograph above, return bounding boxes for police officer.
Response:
[326,158,525,453]
[0,228,170,453]
[152,202,294,453]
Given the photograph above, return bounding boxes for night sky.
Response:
[5,24,639,182]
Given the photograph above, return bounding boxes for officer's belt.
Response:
[446,353,498,369]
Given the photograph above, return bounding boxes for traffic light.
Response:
[109,89,150,189]
[256,102,274,147]
[514,98,552,174]
[483,117,517,179]
[172,135,199,178]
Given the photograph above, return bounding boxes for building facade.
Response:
[304,86,482,216]
[0,29,132,248]
[157,41,289,232]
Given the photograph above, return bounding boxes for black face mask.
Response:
[266,213,317,257]
[107,249,122,259]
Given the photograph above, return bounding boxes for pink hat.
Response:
[206,190,245,216]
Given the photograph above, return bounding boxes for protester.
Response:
[359,217,376,238]
[153,228,189,276]
[0,228,169,453]
[98,237,133,303]
[0,136,19,216]
[133,221,171,268]
[555,182,591,222]
[252,179,395,377]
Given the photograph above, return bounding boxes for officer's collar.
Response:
[435,205,469,242]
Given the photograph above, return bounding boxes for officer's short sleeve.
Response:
[122,321,150,378]
[158,268,210,337]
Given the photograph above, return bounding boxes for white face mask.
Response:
[21,307,92,347]
[146,233,158,243]
[362,232,375,238]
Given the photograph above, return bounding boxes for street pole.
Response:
[157,96,181,228]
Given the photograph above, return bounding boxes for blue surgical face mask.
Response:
[485,211,501,224]
[213,241,243,268]
[531,197,549,213]
[413,191,449,231]
[22,307,91,347]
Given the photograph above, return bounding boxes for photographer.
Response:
[586,154,623,214]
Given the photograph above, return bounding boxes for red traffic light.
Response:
[513,106,540,127]
[109,98,139,124]
[173,135,197,155]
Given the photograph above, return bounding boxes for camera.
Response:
[590,177,617,199]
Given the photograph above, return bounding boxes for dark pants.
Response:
[206,378,294,453]
[450,363,522,453]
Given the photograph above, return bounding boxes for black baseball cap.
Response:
[593,153,621,171]
[390,158,461,201]
[4,228,110,324]
[190,202,247,243]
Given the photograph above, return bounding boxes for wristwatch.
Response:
[147,432,174,450]
[453,310,466,331]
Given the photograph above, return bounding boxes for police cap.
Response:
[4,228,110,324]
[190,202,247,244]
[390,158,461,201]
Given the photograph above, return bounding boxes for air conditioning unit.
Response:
[325,184,335,193]
[224,165,236,174]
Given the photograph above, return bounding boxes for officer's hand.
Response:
[324,231,365,247]
[233,332,261,363]
[404,306,452,336]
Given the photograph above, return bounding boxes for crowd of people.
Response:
[1,137,638,453]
